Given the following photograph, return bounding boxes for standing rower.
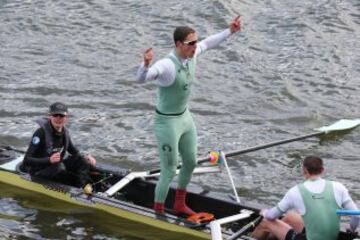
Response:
[136,16,242,216]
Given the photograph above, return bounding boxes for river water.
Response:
[1,0,359,239]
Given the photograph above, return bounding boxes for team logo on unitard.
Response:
[311,194,324,200]
[162,144,172,152]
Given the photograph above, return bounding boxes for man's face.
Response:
[179,33,198,59]
[49,114,68,131]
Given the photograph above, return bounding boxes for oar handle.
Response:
[336,209,360,215]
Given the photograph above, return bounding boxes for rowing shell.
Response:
[0,148,358,240]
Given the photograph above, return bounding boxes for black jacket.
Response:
[23,118,81,173]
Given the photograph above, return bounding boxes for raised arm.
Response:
[195,16,241,57]
[136,48,176,87]
[136,48,155,83]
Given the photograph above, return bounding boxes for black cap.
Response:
[49,102,68,115]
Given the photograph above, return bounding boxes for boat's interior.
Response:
[91,162,262,237]
[0,147,358,240]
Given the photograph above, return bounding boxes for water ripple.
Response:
[1,0,360,238]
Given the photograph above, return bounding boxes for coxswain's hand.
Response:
[49,152,61,164]
[85,154,96,166]
[230,15,241,33]
[143,48,153,67]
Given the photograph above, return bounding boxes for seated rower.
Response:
[252,155,359,240]
[22,102,96,189]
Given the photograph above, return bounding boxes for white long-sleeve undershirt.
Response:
[263,178,359,232]
[136,29,232,86]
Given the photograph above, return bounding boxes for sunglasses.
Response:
[52,114,66,118]
[183,40,198,46]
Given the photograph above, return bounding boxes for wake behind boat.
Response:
[0,146,358,240]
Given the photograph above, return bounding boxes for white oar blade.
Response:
[317,119,360,133]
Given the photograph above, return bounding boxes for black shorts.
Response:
[285,229,306,240]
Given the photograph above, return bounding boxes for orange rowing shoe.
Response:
[186,212,214,224]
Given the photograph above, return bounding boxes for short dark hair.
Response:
[173,26,195,44]
[303,155,323,175]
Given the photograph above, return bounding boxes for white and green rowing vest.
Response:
[298,180,340,240]
[156,54,195,114]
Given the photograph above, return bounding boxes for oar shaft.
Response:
[197,131,321,164]
[148,131,322,175]
[148,118,360,174]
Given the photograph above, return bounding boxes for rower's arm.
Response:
[343,201,360,232]
[264,186,301,220]
[136,58,176,87]
[333,181,360,232]
[262,206,284,220]
[338,183,360,232]
[195,29,231,58]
